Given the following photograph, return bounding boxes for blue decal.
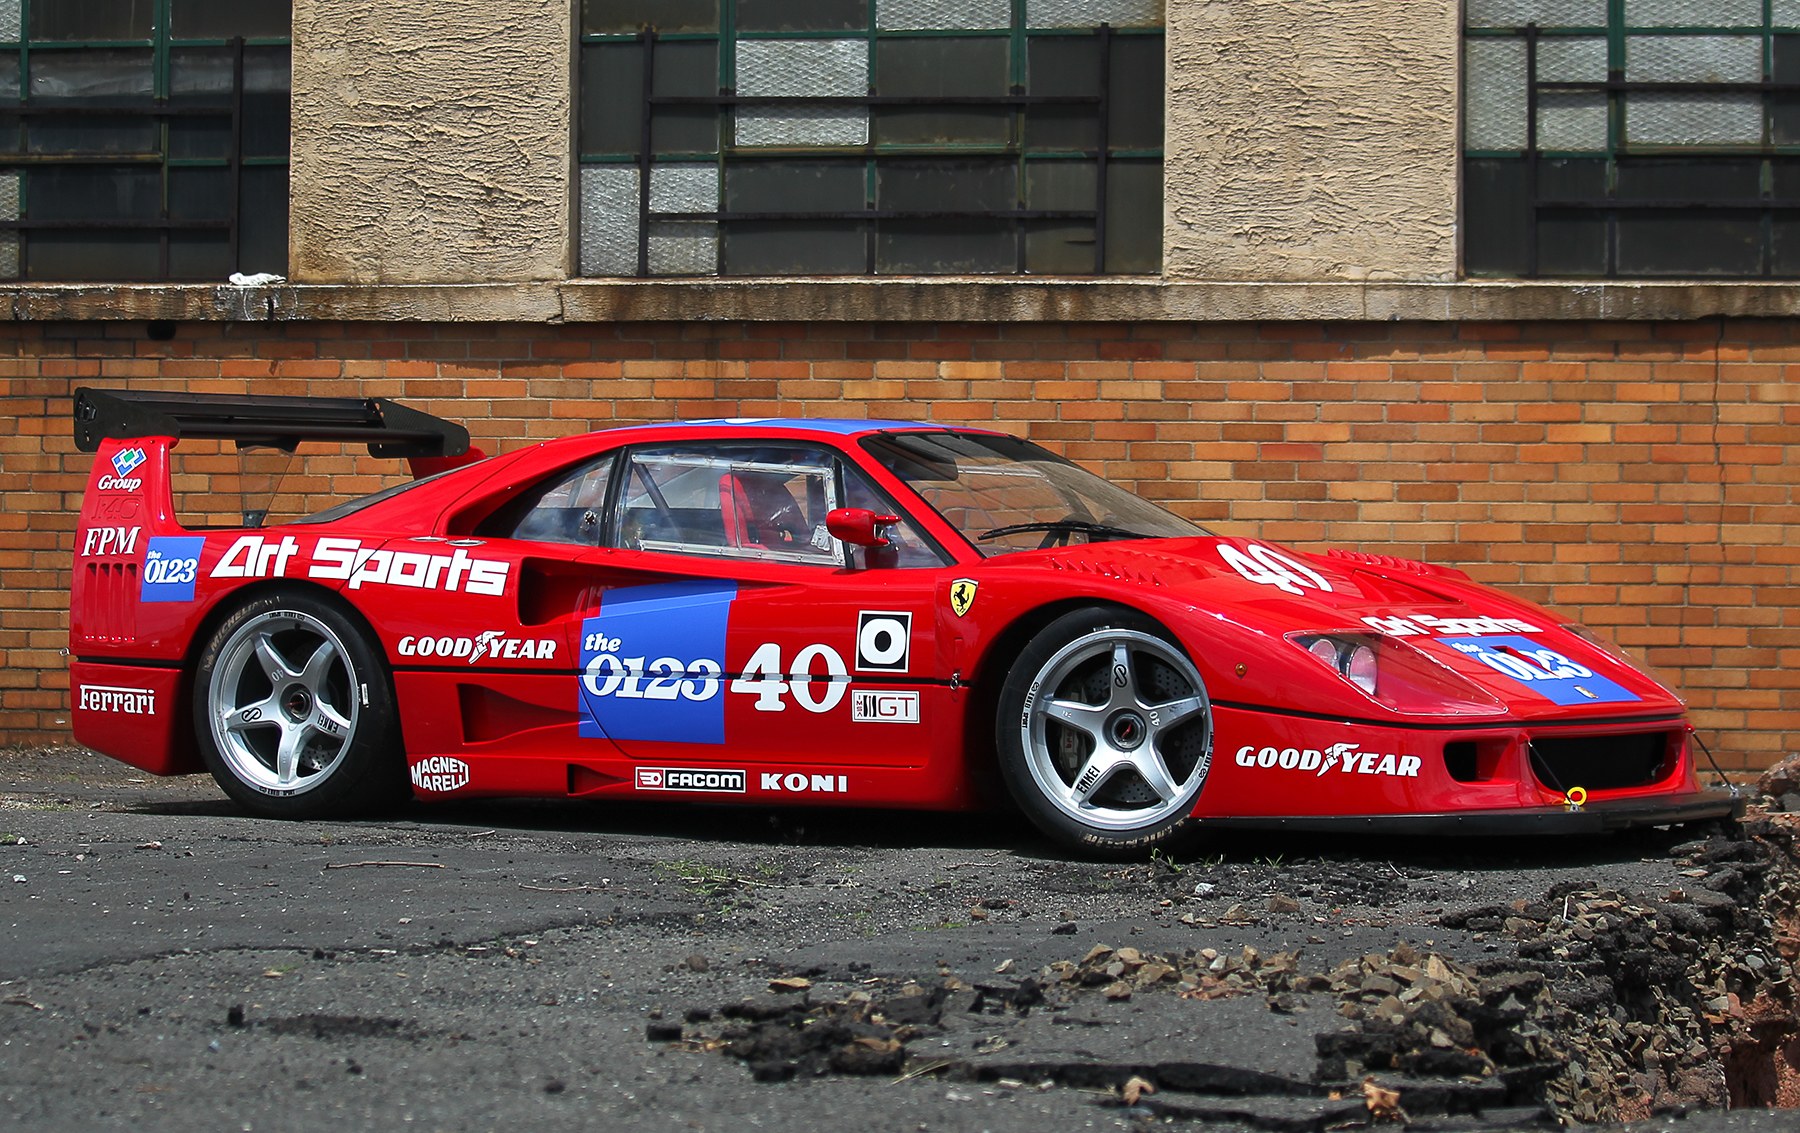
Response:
[140,536,205,603]
[578,580,736,744]
[1439,635,1640,706]
[112,447,146,478]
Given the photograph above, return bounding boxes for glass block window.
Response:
[0,0,290,282]
[577,0,1163,276]
[1465,2,1800,277]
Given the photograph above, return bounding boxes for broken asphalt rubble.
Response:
[664,804,1800,1129]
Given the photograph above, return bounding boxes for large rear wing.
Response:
[72,387,471,459]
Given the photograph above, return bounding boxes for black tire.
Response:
[996,606,1214,858]
[191,588,405,819]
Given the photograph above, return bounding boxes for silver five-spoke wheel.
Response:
[999,608,1214,856]
[209,610,359,796]
[193,590,403,819]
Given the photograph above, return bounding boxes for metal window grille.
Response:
[1465,2,1800,278]
[577,0,1164,277]
[0,0,291,282]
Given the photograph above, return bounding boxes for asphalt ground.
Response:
[1,747,1793,1132]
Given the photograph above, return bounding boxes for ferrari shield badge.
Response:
[949,578,978,617]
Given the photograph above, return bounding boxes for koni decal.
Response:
[1234,741,1422,779]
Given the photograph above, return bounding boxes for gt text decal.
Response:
[410,756,470,793]
[1362,613,1541,638]
[636,767,746,793]
[210,535,511,596]
[1439,635,1640,706]
[580,581,735,744]
[1219,543,1333,595]
[1234,742,1420,778]
[77,684,156,715]
[855,611,912,673]
[852,689,919,723]
[140,536,205,603]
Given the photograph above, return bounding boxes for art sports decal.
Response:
[410,756,470,793]
[855,611,912,673]
[852,689,919,724]
[1234,741,1421,779]
[635,767,745,793]
[1439,635,1639,706]
[209,535,510,596]
[580,581,736,744]
[97,447,146,491]
[949,579,977,617]
[140,536,205,603]
[1362,613,1541,638]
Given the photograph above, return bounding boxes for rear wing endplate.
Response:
[72,387,470,459]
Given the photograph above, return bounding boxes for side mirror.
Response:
[827,507,898,548]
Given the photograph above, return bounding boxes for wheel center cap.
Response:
[1108,711,1147,750]
[283,686,313,722]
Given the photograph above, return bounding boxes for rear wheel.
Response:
[192,589,404,819]
[997,607,1214,857]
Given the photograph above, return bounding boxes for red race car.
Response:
[69,389,1738,856]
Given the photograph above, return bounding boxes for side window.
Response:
[841,465,948,570]
[483,455,615,546]
[612,443,844,566]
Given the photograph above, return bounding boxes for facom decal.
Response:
[855,611,912,673]
[1233,742,1421,778]
[80,525,140,558]
[635,767,746,793]
[77,684,156,715]
[1439,635,1640,706]
[1362,613,1541,638]
[580,581,736,744]
[760,772,850,794]
[398,632,557,664]
[208,535,511,596]
[852,689,919,724]
[97,447,147,490]
[410,756,470,793]
[949,578,977,617]
[140,535,206,603]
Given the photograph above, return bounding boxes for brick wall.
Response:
[4,318,1796,772]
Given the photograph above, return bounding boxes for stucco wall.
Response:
[289,0,572,284]
[1165,0,1460,282]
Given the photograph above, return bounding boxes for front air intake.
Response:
[1528,731,1674,792]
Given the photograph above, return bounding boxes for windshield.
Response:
[862,432,1206,556]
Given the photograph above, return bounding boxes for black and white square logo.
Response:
[855,611,912,673]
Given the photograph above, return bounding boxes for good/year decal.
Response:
[1438,635,1639,706]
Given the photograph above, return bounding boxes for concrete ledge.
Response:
[6,279,1800,324]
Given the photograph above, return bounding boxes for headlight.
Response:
[1286,631,1508,717]
[1293,634,1379,695]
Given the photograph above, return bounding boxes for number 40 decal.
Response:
[731,642,849,713]
[1218,543,1333,596]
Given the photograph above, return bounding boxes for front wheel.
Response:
[192,589,404,819]
[996,607,1214,857]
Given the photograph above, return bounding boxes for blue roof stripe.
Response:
[625,418,945,436]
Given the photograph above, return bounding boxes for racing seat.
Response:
[720,472,804,549]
